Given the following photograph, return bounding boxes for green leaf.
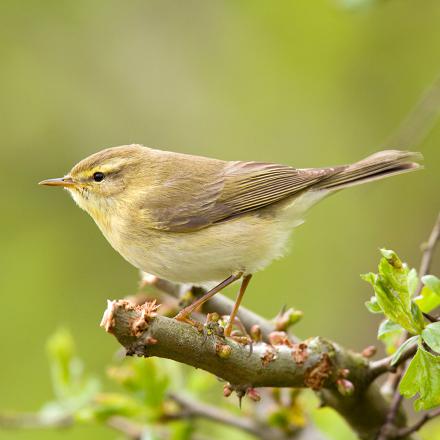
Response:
[365,296,382,314]
[410,302,426,334]
[415,286,440,313]
[361,272,376,285]
[423,275,440,295]
[377,320,404,355]
[400,345,440,410]
[108,358,170,421]
[362,250,425,334]
[46,327,75,392]
[390,336,418,366]
[378,249,410,309]
[422,322,440,353]
[407,268,419,297]
[45,328,100,410]
[378,319,403,338]
[380,248,403,267]
[374,278,420,333]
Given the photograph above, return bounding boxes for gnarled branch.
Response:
[100,299,411,440]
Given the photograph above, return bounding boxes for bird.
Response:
[39,145,422,335]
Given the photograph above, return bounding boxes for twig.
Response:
[0,412,73,429]
[396,407,440,438]
[417,212,440,292]
[368,339,417,380]
[375,369,405,440]
[168,393,286,440]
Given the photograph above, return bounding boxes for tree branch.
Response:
[101,299,413,440]
[101,299,369,389]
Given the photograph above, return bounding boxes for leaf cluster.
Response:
[363,249,440,410]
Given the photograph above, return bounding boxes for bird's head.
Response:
[39,144,150,219]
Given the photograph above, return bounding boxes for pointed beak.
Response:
[38,176,76,188]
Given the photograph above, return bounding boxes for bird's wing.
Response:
[142,158,340,232]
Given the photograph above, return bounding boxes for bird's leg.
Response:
[174,272,243,324]
[224,274,252,337]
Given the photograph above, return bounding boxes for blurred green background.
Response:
[0,0,439,439]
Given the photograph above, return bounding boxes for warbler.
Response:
[40,145,422,335]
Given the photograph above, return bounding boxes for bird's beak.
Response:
[38,176,76,188]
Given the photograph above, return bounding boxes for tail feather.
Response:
[315,150,423,191]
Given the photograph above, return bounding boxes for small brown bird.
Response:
[40,145,422,335]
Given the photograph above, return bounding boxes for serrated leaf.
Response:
[422,322,440,353]
[362,251,425,334]
[422,275,440,296]
[400,345,440,410]
[390,336,418,366]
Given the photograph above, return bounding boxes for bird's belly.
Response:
[116,214,295,284]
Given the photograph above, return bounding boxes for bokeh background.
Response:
[1,1,439,439]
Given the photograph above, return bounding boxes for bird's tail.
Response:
[314,150,423,191]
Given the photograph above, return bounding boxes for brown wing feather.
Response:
[146,159,339,232]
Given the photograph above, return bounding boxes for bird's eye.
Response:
[93,172,105,182]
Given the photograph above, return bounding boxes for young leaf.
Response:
[407,268,419,297]
[400,345,440,410]
[362,250,425,334]
[378,249,410,310]
[46,327,75,393]
[422,275,440,295]
[365,296,382,314]
[410,302,426,334]
[414,286,440,313]
[422,322,440,353]
[374,278,421,334]
[378,319,402,338]
[390,335,418,366]
[377,320,404,355]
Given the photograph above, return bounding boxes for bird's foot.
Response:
[174,310,203,332]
